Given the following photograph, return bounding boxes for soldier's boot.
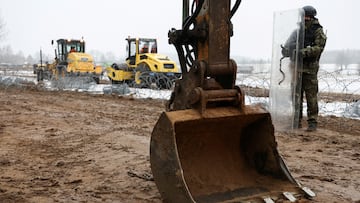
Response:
[306,122,317,132]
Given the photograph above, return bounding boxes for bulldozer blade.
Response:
[150,105,308,203]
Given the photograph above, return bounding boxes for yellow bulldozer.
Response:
[34,38,102,84]
[150,0,316,202]
[106,37,180,89]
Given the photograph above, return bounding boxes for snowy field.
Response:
[0,64,359,120]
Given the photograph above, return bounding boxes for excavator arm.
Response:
[150,1,315,202]
[167,0,242,112]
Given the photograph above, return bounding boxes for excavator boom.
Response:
[150,0,315,202]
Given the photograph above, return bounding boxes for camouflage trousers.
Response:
[296,73,319,124]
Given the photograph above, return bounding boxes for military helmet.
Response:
[303,5,317,17]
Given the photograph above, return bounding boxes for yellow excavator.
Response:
[106,37,180,89]
[150,0,315,202]
[34,38,102,83]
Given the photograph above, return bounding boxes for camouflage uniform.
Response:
[298,18,327,128]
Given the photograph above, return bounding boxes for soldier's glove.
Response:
[300,48,310,57]
[281,45,290,57]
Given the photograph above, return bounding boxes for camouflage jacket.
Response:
[301,18,327,74]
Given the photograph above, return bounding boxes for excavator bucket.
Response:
[151,105,312,202]
[150,0,314,202]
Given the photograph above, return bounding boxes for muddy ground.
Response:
[0,86,359,203]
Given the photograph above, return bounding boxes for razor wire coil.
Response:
[1,66,359,121]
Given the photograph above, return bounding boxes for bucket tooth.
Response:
[302,187,316,198]
[283,191,297,202]
[263,197,275,203]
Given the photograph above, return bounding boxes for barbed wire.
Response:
[236,70,360,120]
[1,66,359,121]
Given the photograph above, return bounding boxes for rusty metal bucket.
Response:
[150,105,311,202]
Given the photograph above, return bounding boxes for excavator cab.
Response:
[54,38,86,62]
[125,37,158,65]
[150,1,314,202]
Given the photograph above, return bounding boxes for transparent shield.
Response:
[269,9,304,131]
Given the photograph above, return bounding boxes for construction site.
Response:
[0,0,360,203]
[0,65,359,203]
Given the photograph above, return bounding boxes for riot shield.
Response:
[269,9,304,131]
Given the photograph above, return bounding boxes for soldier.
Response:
[299,5,327,131]
[281,5,326,131]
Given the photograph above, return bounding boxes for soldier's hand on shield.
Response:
[281,45,290,57]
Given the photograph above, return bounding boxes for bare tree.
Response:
[335,49,353,71]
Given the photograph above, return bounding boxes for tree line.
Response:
[321,49,360,70]
[1,47,359,67]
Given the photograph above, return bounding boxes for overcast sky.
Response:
[0,0,359,60]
